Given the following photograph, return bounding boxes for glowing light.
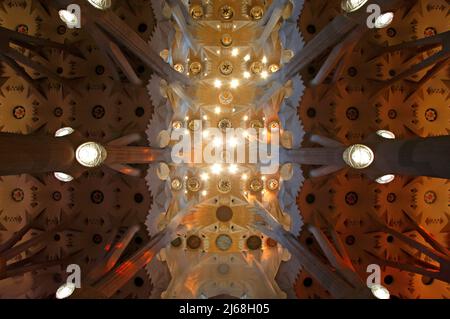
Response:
[241,174,248,181]
[55,127,74,137]
[231,48,239,57]
[375,174,395,184]
[203,115,208,121]
[75,142,107,168]
[88,0,111,10]
[202,130,210,138]
[376,130,396,139]
[58,10,79,29]
[228,164,238,174]
[341,0,368,12]
[230,79,240,89]
[54,172,74,182]
[243,54,251,62]
[343,144,374,169]
[261,70,269,79]
[202,190,208,196]
[211,164,223,175]
[213,137,223,147]
[200,173,210,181]
[56,283,76,299]
[229,137,238,147]
[214,106,221,114]
[214,79,223,88]
[262,56,268,64]
[370,284,390,299]
[375,12,394,29]
[243,115,249,121]
[243,71,251,79]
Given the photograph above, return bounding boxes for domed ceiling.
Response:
[0,0,448,299]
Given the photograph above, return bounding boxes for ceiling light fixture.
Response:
[341,0,368,12]
[375,174,395,184]
[55,127,74,137]
[54,172,74,182]
[376,130,396,139]
[343,144,374,169]
[75,142,107,168]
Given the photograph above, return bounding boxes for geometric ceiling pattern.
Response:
[0,0,448,299]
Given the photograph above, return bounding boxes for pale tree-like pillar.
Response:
[52,0,189,85]
[282,135,347,177]
[104,133,171,177]
[250,201,374,299]
[366,210,450,284]
[273,0,407,86]
[255,0,290,49]
[166,0,199,52]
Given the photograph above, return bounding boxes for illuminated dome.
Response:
[55,283,76,299]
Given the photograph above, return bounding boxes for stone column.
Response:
[364,135,450,180]
[0,132,82,176]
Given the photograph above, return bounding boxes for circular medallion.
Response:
[267,179,279,191]
[250,119,264,129]
[249,178,264,193]
[92,105,105,119]
[424,191,437,204]
[11,188,24,202]
[250,6,264,20]
[216,234,232,251]
[217,178,232,194]
[171,178,183,191]
[190,5,204,20]
[217,263,230,274]
[220,5,234,20]
[13,106,26,119]
[188,119,201,131]
[346,107,359,121]
[425,108,437,122]
[246,235,262,250]
[221,34,233,47]
[345,191,358,206]
[250,61,264,74]
[189,61,202,75]
[216,206,233,222]
[218,118,232,131]
[268,64,279,73]
[268,121,280,130]
[172,121,183,130]
[171,237,182,247]
[219,60,233,75]
[187,235,202,249]
[219,91,233,105]
[174,63,185,73]
[186,177,201,192]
